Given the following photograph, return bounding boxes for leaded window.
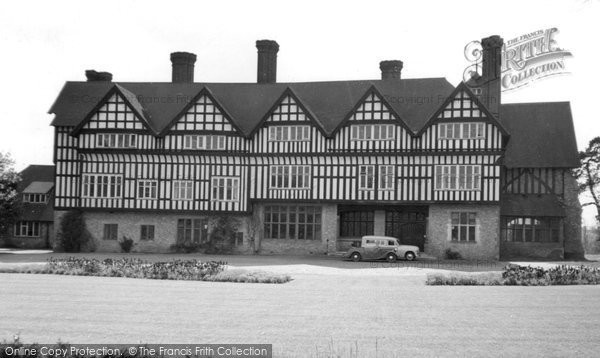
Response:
[138,180,158,199]
[211,177,240,201]
[269,165,311,189]
[14,221,40,237]
[435,165,481,190]
[451,212,476,242]
[96,133,137,148]
[263,205,322,240]
[82,174,123,198]
[340,211,374,237]
[268,125,310,141]
[501,217,561,243]
[350,124,395,140]
[172,180,194,200]
[438,122,485,140]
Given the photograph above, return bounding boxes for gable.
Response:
[438,90,487,119]
[417,82,508,137]
[171,94,237,132]
[349,92,396,121]
[267,95,309,122]
[81,92,146,131]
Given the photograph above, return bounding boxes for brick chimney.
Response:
[170,52,197,83]
[256,40,279,84]
[480,35,503,118]
[85,70,112,82]
[379,60,403,80]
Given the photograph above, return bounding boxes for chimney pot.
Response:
[85,70,112,82]
[170,52,197,83]
[256,40,279,84]
[379,60,403,80]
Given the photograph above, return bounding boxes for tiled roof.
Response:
[49,79,455,136]
[499,102,579,168]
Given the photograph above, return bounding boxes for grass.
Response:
[2,271,600,357]
[0,257,291,284]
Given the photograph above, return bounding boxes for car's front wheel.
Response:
[404,251,416,261]
[386,253,397,262]
[350,252,362,262]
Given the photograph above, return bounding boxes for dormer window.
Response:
[23,193,48,203]
[96,133,137,148]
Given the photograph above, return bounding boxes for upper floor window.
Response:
[96,133,137,148]
[270,165,311,189]
[82,174,123,198]
[438,122,484,140]
[358,165,375,190]
[211,177,240,201]
[350,124,395,141]
[172,180,194,200]
[14,221,40,237]
[183,135,226,150]
[379,165,395,190]
[138,180,157,199]
[268,126,310,142]
[434,165,481,191]
[23,193,48,203]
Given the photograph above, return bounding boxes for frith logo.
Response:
[463,28,572,92]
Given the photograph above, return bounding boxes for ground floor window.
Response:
[103,224,118,240]
[501,216,560,243]
[140,225,155,241]
[14,221,40,237]
[451,212,476,242]
[339,211,374,237]
[177,218,208,244]
[263,205,321,240]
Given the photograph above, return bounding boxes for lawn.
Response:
[2,268,600,357]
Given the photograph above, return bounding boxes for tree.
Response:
[574,137,600,224]
[57,210,89,252]
[0,152,21,236]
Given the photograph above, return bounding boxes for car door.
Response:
[362,239,377,259]
[374,239,389,259]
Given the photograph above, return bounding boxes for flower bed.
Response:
[0,257,291,283]
[427,264,600,286]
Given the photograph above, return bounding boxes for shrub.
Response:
[56,210,90,252]
[426,272,502,286]
[206,216,239,254]
[206,269,292,284]
[503,264,600,286]
[42,257,226,280]
[427,264,600,286]
[119,236,134,253]
[0,258,291,284]
[444,248,463,260]
[170,242,204,253]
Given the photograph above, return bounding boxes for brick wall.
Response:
[426,204,500,260]
[562,174,585,259]
[0,222,53,249]
[82,212,250,253]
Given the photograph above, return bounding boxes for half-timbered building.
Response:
[48,36,582,259]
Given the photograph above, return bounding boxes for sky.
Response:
[1,0,599,220]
